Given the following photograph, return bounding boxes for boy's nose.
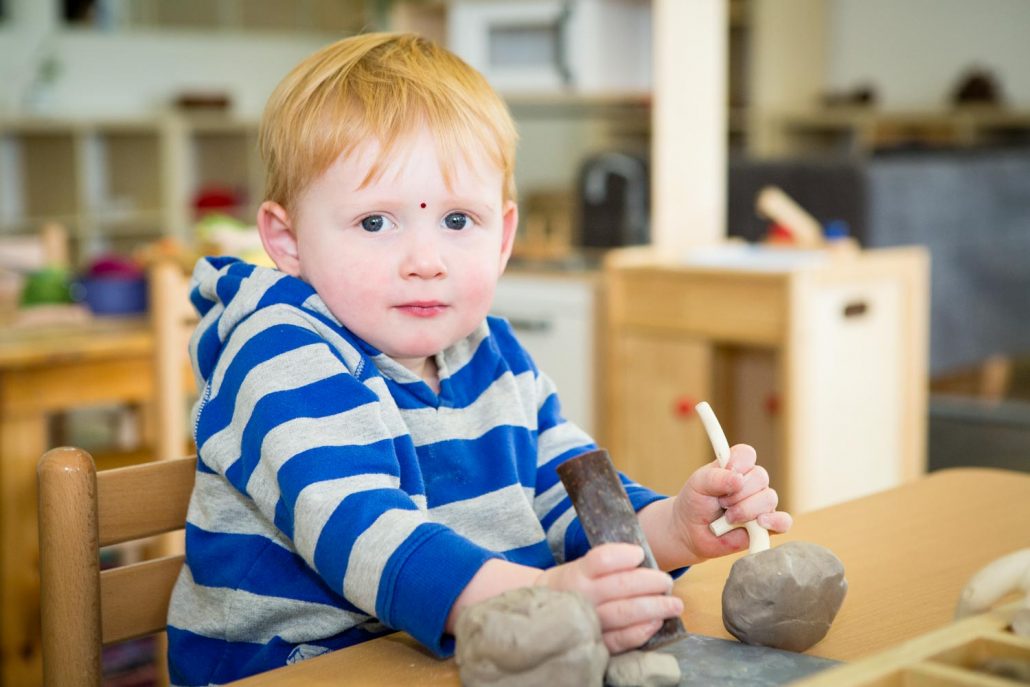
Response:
[400,231,447,279]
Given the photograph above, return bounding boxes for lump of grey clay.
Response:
[455,586,609,687]
[605,650,681,687]
[722,540,847,652]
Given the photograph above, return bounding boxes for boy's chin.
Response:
[386,328,480,360]
[384,340,451,362]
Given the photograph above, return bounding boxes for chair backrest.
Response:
[37,447,195,687]
[149,257,199,462]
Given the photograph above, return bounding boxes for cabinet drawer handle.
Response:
[843,300,869,318]
[673,395,698,418]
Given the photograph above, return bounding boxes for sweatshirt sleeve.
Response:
[194,307,500,655]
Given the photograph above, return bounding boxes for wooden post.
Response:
[37,447,103,687]
[651,0,728,254]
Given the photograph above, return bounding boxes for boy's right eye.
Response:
[360,215,393,232]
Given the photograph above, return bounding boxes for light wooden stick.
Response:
[755,186,824,248]
[695,402,770,554]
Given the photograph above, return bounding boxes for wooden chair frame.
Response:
[37,447,195,687]
[149,257,198,463]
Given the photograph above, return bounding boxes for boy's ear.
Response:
[257,201,301,276]
[498,200,519,272]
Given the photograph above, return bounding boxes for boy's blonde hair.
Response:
[260,32,518,212]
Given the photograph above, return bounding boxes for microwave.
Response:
[447,0,652,94]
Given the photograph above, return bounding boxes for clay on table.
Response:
[604,650,681,687]
[721,540,848,652]
[455,586,609,687]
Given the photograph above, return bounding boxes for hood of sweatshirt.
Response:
[187,256,383,387]
[186,256,500,408]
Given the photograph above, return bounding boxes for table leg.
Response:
[1,409,46,687]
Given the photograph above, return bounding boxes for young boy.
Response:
[167,32,791,686]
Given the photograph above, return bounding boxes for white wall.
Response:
[827,0,1030,108]
[0,1,330,117]
[5,0,1030,117]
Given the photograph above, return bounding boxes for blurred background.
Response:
[1,1,1029,683]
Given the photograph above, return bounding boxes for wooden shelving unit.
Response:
[773,107,1030,155]
[0,114,261,264]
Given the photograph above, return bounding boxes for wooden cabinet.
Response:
[603,245,929,512]
[606,333,711,491]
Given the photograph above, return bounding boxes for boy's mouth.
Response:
[396,301,448,318]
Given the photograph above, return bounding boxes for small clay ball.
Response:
[605,650,681,687]
[455,587,609,687]
[722,541,847,652]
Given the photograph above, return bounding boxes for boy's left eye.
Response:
[443,212,472,230]
[360,214,394,232]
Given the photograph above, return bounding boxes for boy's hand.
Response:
[535,543,683,654]
[672,444,792,562]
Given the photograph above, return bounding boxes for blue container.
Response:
[77,275,148,316]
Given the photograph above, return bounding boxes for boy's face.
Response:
[258,126,517,376]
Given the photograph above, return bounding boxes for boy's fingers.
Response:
[591,567,674,604]
[718,465,771,508]
[691,465,743,499]
[756,510,793,533]
[582,543,645,576]
[723,488,779,526]
[725,443,758,473]
[602,619,663,655]
[596,595,683,632]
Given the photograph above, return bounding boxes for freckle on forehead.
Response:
[420,202,426,209]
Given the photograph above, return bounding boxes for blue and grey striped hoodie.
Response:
[166,256,667,686]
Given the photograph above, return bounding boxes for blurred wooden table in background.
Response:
[0,317,153,687]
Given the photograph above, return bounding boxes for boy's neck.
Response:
[397,355,440,393]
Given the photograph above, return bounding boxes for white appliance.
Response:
[491,273,597,434]
[447,0,652,93]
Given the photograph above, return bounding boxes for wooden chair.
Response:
[37,447,195,687]
[148,257,199,463]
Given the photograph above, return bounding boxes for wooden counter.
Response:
[230,467,1030,686]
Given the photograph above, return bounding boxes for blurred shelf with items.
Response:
[0,113,261,265]
[765,107,1030,157]
[62,0,370,34]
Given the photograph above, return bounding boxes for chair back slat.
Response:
[97,457,195,547]
[100,555,185,644]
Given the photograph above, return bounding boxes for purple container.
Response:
[77,275,148,316]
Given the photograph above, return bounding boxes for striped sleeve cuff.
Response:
[377,525,503,657]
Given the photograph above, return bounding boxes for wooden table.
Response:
[0,318,153,687]
[229,467,1030,686]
